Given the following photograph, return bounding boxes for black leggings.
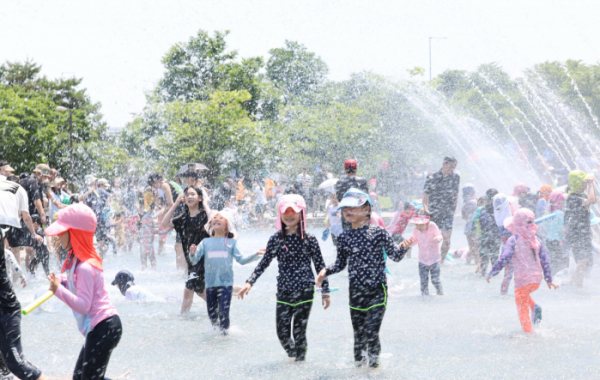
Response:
[349,284,387,367]
[0,309,42,380]
[74,315,122,380]
[206,286,232,331]
[29,243,50,276]
[276,288,314,361]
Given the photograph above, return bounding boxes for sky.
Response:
[2,0,599,129]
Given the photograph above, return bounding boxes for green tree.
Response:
[266,40,328,102]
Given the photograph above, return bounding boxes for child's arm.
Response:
[382,229,408,262]
[308,235,330,294]
[232,241,261,265]
[244,237,278,287]
[486,237,516,281]
[410,228,419,247]
[538,241,559,289]
[432,223,443,243]
[189,241,206,265]
[316,235,349,286]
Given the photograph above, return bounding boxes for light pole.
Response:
[55,106,73,182]
[429,37,447,81]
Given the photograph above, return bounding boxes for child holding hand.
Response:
[191,209,263,334]
[408,212,444,296]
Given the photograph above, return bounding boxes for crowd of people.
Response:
[0,151,598,378]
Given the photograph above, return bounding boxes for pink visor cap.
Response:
[512,183,529,196]
[45,203,97,236]
[410,215,430,225]
[275,194,307,231]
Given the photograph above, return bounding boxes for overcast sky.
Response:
[2,0,599,129]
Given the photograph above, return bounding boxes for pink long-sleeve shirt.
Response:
[410,222,443,266]
[55,262,118,333]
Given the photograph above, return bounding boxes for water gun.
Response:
[22,291,54,315]
[322,228,330,241]
[534,213,556,224]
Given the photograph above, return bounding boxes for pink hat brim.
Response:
[44,222,69,236]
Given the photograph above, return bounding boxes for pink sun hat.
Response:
[275,194,307,231]
[45,203,97,236]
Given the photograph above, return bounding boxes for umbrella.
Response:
[176,163,209,176]
[267,172,289,183]
[318,178,338,190]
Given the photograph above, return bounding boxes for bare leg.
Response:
[570,259,588,288]
[10,247,21,282]
[181,288,195,314]
[25,247,35,271]
[175,243,186,272]
[440,231,452,263]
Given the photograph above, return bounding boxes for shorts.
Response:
[569,237,593,266]
[158,229,169,243]
[430,211,454,232]
[124,216,139,234]
[6,220,33,248]
[185,260,206,293]
[255,204,267,214]
[95,225,109,242]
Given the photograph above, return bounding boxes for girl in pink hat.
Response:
[408,211,444,296]
[45,203,121,379]
[238,194,330,362]
[487,208,559,333]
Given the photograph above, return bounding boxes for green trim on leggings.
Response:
[276,288,314,307]
[349,283,387,311]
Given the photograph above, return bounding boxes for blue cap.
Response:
[337,188,373,210]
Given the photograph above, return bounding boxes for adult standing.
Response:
[161,187,210,314]
[334,159,369,230]
[422,156,460,263]
[0,177,48,380]
[210,176,235,211]
[78,175,109,259]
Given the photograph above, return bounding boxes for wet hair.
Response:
[70,195,80,204]
[443,156,458,164]
[477,196,487,207]
[416,208,428,216]
[404,201,412,211]
[183,186,205,210]
[147,172,163,186]
[485,188,499,199]
[181,170,200,180]
[115,212,123,218]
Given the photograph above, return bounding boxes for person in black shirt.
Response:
[564,170,596,287]
[0,179,48,380]
[238,194,330,362]
[423,156,460,263]
[334,159,369,230]
[161,186,210,314]
[210,176,235,211]
[316,189,408,368]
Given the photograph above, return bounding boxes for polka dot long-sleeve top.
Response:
[246,232,330,294]
[325,224,408,287]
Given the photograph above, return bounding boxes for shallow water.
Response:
[16,222,600,379]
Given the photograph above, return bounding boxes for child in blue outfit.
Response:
[191,209,262,334]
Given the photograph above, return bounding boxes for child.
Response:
[45,204,122,379]
[409,212,444,296]
[110,212,126,249]
[112,270,155,302]
[461,184,479,266]
[478,190,502,276]
[564,170,596,287]
[154,198,170,256]
[369,192,380,215]
[326,193,343,247]
[315,188,409,368]
[238,194,330,361]
[487,208,559,333]
[388,201,415,244]
[493,193,514,294]
[28,215,50,277]
[191,209,262,334]
[139,208,159,270]
[546,190,567,274]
